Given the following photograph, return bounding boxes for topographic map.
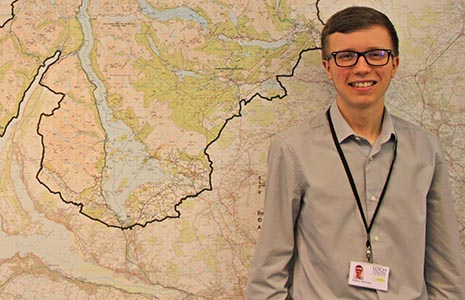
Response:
[0,0,463,299]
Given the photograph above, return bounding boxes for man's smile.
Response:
[349,81,377,88]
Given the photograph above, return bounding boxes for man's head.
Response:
[321,6,399,59]
[355,265,363,279]
[320,6,400,113]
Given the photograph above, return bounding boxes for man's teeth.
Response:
[352,82,374,87]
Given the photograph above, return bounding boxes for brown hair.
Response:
[321,6,399,58]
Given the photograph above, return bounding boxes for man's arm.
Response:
[425,146,465,299]
[245,136,302,300]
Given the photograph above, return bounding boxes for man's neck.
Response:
[337,102,384,145]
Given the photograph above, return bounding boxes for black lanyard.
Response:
[326,108,397,262]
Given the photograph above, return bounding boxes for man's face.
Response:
[322,26,399,112]
[355,266,363,279]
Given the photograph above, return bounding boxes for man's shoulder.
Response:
[391,114,435,137]
[390,114,442,147]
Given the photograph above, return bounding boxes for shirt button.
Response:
[370,196,377,202]
[374,236,380,242]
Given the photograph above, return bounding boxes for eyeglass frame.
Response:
[325,49,394,67]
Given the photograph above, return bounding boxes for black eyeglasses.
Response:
[326,49,393,67]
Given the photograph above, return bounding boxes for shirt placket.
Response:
[365,142,390,223]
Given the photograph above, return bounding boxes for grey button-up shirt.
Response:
[245,104,464,300]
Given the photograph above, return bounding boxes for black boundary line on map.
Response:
[0,0,18,28]
[316,0,325,26]
[26,2,324,230]
[2,50,63,139]
[0,0,21,137]
[38,45,322,231]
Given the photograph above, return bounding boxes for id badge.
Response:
[348,261,390,291]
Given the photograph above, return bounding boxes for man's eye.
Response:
[337,52,356,60]
[367,51,386,59]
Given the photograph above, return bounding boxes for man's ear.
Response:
[322,59,333,80]
[391,56,400,78]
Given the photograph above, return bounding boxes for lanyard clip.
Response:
[366,238,373,263]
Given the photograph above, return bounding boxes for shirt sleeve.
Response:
[425,143,465,299]
[245,135,303,300]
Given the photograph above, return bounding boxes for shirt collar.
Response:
[329,103,397,145]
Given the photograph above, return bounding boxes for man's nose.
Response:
[353,55,372,72]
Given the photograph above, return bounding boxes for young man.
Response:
[245,6,464,300]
